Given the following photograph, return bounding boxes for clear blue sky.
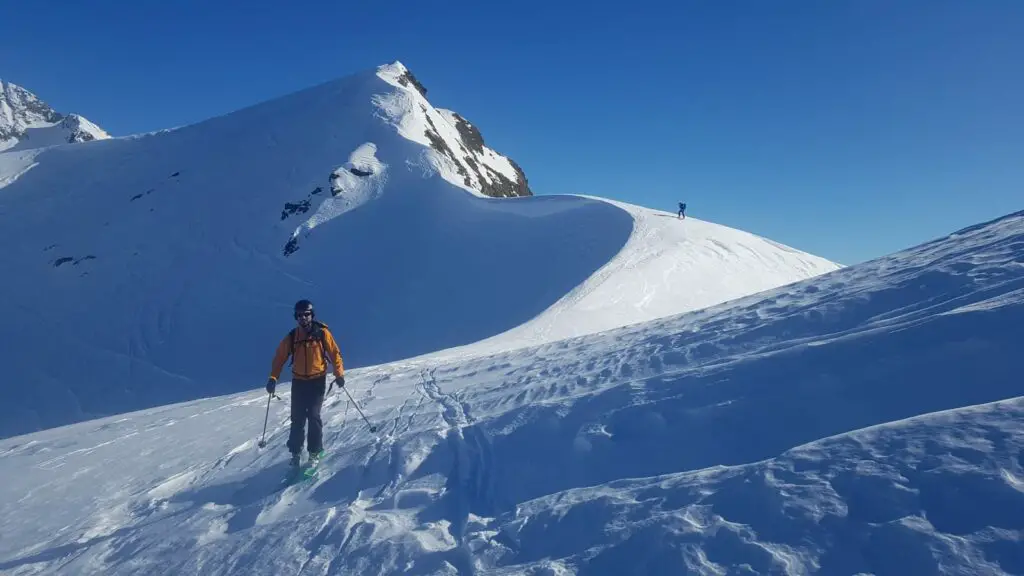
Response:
[2,0,1021,264]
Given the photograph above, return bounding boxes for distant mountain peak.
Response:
[0,79,110,151]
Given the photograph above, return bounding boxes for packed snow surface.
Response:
[0,209,1020,575]
[0,62,836,438]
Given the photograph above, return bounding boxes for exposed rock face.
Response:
[396,69,428,98]
[376,62,533,199]
[421,107,532,198]
[444,110,531,198]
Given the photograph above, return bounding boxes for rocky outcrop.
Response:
[376,62,532,199]
[421,107,532,199]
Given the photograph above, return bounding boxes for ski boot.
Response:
[303,450,324,479]
[308,450,324,468]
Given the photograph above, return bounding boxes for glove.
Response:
[266,377,276,395]
[335,375,345,388]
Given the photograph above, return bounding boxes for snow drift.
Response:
[0,62,837,438]
[0,208,1019,574]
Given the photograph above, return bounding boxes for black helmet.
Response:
[294,299,314,317]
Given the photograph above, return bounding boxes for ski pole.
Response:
[341,385,377,433]
[257,393,280,448]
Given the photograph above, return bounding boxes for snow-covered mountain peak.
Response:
[57,113,109,143]
[376,60,427,97]
[0,80,61,130]
[0,79,110,151]
[374,61,532,198]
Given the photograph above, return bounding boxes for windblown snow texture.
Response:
[0,62,837,438]
[0,208,1020,574]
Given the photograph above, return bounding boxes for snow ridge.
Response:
[460,197,842,354]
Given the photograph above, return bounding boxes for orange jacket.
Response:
[269,322,344,381]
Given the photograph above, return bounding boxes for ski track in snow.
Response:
[0,148,42,189]
[0,210,1021,574]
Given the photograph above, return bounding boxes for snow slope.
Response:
[0,62,836,438]
[0,210,1020,575]
[465,197,840,354]
[0,79,109,151]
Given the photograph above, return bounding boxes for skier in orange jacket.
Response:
[266,299,344,468]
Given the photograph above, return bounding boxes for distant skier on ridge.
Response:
[678,202,687,219]
[266,299,345,470]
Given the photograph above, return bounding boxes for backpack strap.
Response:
[314,321,330,364]
[287,322,330,367]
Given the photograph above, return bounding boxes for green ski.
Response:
[275,451,324,489]
[306,450,324,475]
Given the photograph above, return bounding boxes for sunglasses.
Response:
[295,311,313,318]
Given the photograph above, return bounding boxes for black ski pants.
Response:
[287,375,326,455]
